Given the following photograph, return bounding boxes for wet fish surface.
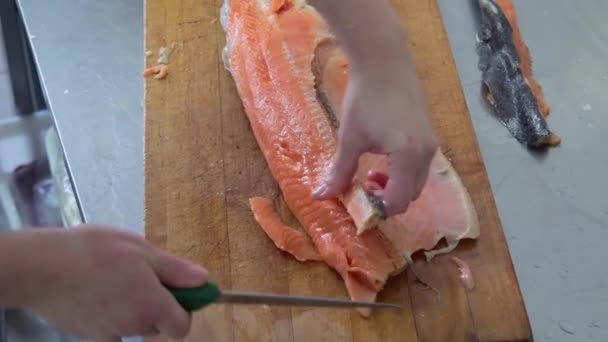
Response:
[476,0,560,148]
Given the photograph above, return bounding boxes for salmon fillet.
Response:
[220,0,480,315]
[249,197,322,262]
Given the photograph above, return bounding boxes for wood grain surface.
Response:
[143,0,532,341]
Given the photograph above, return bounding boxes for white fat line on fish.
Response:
[220,0,230,30]
[219,0,232,72]
[478,0,499,14]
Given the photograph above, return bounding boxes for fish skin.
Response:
[493,0,551,118]
[476,0,559,148]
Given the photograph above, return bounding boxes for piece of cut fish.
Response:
[221,0,480,316]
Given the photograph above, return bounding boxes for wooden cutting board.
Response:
[143,0,532,341]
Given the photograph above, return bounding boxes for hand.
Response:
[313,53,438,216]
[20,225,208,340]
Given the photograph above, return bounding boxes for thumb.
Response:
[152,250,209,288]
[313,136,364,200]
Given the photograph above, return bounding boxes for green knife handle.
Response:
[166,282,221,312]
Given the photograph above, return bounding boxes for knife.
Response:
[167,282,402,311]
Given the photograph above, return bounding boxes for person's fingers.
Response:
[95,336,122,342]
[364,170,388,194]
[154,291,192,339]
[109,337,122,342]
[366,170,389,189]
[149,251,204,337]
[411,159,431,201]
[139,326,161,336]
[364,179,383,193]
[313,135,365,200]
[411,143,437,200]
[382,151,417,216]
[151,249,208,288]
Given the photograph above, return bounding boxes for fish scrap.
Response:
[142,44,176,80]
[451,256,475,290]
[476,0,560,148]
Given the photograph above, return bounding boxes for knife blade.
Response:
[167,282,402,311]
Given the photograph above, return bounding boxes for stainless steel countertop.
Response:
[17,0,144,233]
[17,0,608,340]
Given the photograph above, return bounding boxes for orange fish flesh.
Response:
[220,0,480,316]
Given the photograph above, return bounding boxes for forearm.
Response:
[309,0,412,69]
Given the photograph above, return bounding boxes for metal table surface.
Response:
[17,0,145,232]
[16,0,608,341]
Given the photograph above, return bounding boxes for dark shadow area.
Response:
[0,0,47,116]
[468,0,483,29]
